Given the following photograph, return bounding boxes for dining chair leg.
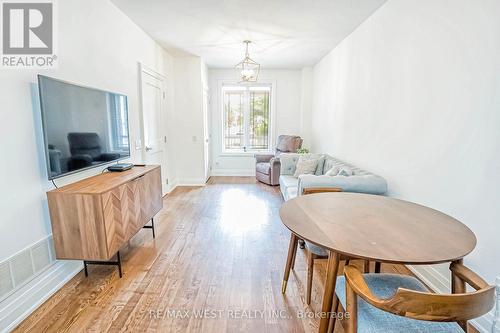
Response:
[374,261,381,273]
[306,251,314,305]
[363,260,370,273]
[327,294,340,333]
[291,239,298,270]
[319,251,340,333]
[451,258,467,330]
[346,280,358,333]
[282,233,298,294]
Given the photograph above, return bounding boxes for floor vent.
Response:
[0,236,56,302]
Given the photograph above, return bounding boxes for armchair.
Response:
[255,135,303,185]
[67,132,121,171]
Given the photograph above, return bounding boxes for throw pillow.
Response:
[293,157,319,177]
[337,167,353,176]
[325,166,340,176]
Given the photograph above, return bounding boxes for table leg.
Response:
[282,233,298,294]
[319,251,340,333]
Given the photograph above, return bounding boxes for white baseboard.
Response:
[164,179,179,194]
[0,260,82,332]
[408,264,451,293]
[409,265,497,333]
[210,169,255,176]
[175,178,207,186]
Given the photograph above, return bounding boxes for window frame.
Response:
[220,81,276,155]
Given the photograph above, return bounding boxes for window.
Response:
[222,85,272,152]
[108,94,129,152]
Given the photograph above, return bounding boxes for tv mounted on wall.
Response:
[38,75,131,180]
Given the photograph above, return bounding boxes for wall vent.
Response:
[0,262,14,300]
[0,236,56,303]
[10,252,34,288]
[31,240,52,273]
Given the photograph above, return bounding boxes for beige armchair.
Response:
[255,135,303,185]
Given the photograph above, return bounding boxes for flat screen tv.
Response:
[38,75,130,180]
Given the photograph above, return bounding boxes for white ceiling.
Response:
[111,0,387,69]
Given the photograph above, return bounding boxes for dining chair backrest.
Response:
[343,262,495,327]
[302,187,343,195]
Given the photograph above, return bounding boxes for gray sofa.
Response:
[278,153,387,201]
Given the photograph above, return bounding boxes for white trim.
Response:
[218,79,277,154]
[219,151,271,157]
[137,62,170,196]
[139,63,167,81]
[175,178,207,186]
[210,169,255,176]
[0,260,82,333]
[162,178,208,192]
[408,265,497,333]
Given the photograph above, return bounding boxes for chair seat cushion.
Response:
[256,162,271,175]
[335,274,463,333]
[305,241,328,256]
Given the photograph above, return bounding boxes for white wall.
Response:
[299,67,313,147]
[0,0,176,323]
[208,69,304,175]
[311,0,500,290]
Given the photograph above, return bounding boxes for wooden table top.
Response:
[47,165,160,194]
[280,192,476,265]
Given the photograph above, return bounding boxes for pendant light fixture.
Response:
[235,40,260,83]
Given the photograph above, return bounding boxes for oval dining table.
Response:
[279,192,477,333]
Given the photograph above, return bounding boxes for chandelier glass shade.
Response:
[235,40,260,83]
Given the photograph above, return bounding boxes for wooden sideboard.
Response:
[47,165,163,262]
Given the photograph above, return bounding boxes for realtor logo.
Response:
[1,1,57,68]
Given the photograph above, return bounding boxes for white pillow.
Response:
[337,167,353,176]
[325,166,340,176]
[293,157,319,177]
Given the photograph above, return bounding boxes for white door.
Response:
[202,87,210,182]
[140,65,168,195]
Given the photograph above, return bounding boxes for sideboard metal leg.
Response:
[83,251,123,278]
[143,217,156,239]
[116,251,122,278]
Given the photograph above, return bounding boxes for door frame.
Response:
[202,85,211,182]
[137,62,168,193]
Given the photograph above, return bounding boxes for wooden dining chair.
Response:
[282,187,371,305]
[330,263,495,333]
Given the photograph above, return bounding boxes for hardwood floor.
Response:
[15,177,411,333]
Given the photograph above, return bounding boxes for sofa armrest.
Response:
[70,154,93,164]
[48,148,62,174]
[99,152,121,161]
[298,174,387,195]
[279,153,300,175]
[254,154,275,163]
[269,157,281,184]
